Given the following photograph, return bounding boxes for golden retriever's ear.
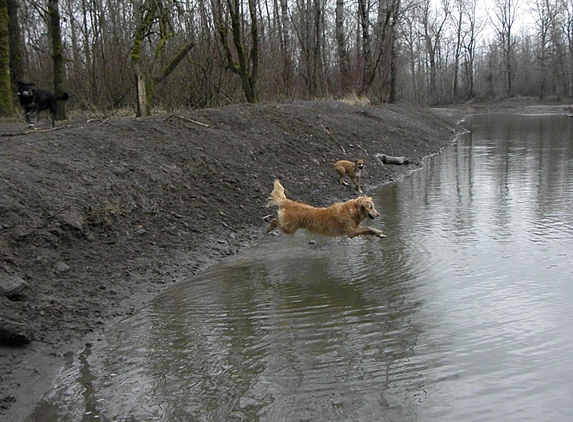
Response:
[354,197,368,213]
[356,196,371,208]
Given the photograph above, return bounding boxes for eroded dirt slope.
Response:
[0,100,458,420]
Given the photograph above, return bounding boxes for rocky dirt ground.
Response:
[0,98,500,420]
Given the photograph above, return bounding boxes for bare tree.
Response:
[131,0,194,116]
[461,0,481,99]
[402,0,422,102]
[541,0,568,98]
[356,0,397,98]
[449,0,481,101]
[291,0,326,97]
[273,0,293,96]
[421,0,449,104]
[335,0,350,93]
[491,0,519,96]
[215,0,259,103]
[451,0,464,100]
[561,0,573,96]
[532,0,553,98]
[387,0,401,103]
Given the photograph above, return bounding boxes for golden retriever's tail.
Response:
[268,179,288,207]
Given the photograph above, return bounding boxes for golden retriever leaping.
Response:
[266,180,385,239]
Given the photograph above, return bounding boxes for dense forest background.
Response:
[1,0,573,117]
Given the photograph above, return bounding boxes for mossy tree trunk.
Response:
[131,0,194,117]
[48,0,66,120]
[7,0,23,92]
[131,0,155,117]
[146,41,195,109]
[216,0,259,103]
[0,0,12,117]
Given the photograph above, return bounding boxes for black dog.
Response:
[17,81,69,127]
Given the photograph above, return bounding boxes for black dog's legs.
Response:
[25,109,37,126]
[49,103,57,127]
[25,104,56,127]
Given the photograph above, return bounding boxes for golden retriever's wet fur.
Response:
[266,180,385,239]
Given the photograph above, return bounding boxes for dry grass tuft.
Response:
[339,92,370,106]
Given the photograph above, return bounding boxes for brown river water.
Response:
[29,113,573,421]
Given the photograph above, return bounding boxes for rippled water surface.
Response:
[31,114,573,421]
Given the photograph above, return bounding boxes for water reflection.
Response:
[375,113,573,421]
[30,114,573,421]
[100,237,432,421]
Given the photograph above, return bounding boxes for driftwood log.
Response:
[374,153,410,165]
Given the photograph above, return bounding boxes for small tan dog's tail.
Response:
[268,179,288,207]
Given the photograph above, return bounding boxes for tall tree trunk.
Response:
[357,0,372,95]
[452,0,463,102]
[464,0,477,99]
[295,0,318,97]
[247,0,259,102]
[422,0,448,105]
[217,0,259,103]
[131,0,195,116]
[135,70,147,117]
[279,0,292,95]
[131,0,155,117]
[358,0,394,98]
[312,0,323,95]
[7,0,22,91]
[492,0,517,97]
[335,0,349,93]
[48,0,67,120]
[0,0,12,116]
[388,0,400,103]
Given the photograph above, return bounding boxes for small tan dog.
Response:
[266,180,385,239]
[333,159,365,192]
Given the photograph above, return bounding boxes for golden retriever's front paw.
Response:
[376,232,386,239]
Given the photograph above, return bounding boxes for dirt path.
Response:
[1,100,465,420]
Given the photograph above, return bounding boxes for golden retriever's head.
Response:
[355,196,380,220]
[355,159,365,170]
